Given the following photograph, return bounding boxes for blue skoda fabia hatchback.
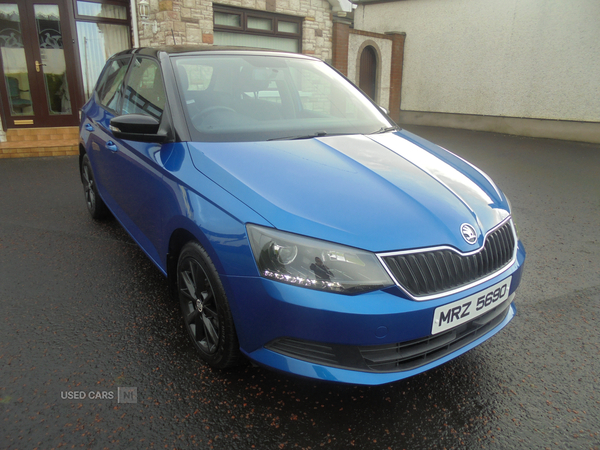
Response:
[79,46,525,385]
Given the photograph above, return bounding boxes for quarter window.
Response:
[96,57,129,112]
[122,57,166,120]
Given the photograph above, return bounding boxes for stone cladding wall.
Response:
[138,0,333,62]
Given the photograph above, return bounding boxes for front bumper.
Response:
[245,302,516,385]
[223,242,525,385]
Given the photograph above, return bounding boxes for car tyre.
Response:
[177,241,242,368]
[81,153,109,220]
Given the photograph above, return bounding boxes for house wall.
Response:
[354,0,600,142]
[140,0,333,61]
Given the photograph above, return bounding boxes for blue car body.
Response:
[79,47,525,385]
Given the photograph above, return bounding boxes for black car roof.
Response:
[110,45,318,61]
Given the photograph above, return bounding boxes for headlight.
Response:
[247,224,394,295]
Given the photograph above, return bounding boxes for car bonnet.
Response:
[187,131,509,253]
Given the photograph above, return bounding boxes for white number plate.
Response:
[431,276,512,335]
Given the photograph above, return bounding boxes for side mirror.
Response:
[110,114,168,143]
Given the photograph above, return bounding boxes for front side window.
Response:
[122,57,165,120]
[96,57,129,112]
[173,54,392,142]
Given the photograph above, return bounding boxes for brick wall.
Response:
[332,20,350,76]
[387,32,405,124]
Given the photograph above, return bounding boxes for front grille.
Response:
[265,298,512,373]
[381,220,516,298]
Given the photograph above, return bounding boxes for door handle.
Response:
[85,124,93,132]
[35,60,46,72]
[106,141,118,152]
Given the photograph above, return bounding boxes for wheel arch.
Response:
[164,214,257,301]
[165,223,231,299]
[166,227,199,298]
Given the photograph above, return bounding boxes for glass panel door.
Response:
[0,4,33,116]
[0,0,81,128]
[34,4,71,115]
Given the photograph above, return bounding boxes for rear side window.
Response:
[96,57,130,112]
[122,57,166,120]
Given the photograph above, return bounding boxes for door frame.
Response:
[0,0,84,129]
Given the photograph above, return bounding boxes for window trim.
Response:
[213,5,302,50]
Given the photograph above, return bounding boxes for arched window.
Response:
[359,45,377,101]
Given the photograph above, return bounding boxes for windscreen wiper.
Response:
[369,126,399,135]
[268,131,328,141]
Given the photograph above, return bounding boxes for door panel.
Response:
[107,57,168,263]
[84,55,168,266]
[89,105,167,267]
[85,55,129,207]
[109,137,167,267]
[0,0,80,128]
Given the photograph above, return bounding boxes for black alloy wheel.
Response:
[81,153,109,220]
[177,241,241,368]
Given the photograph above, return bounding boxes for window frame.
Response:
[73,0,131,25]
[213,5,302,51]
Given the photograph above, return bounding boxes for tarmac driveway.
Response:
[1,126,598,449]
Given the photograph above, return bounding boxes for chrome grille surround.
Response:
[378,218,517,301]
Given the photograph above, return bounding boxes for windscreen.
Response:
[172,54,393,142]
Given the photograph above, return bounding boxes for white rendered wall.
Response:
[355,0,600,122]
